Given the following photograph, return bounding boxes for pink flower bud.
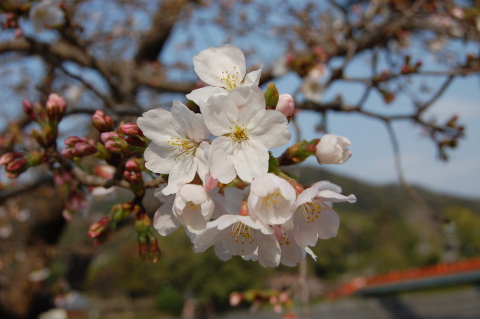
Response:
[63,137,96,158]
[92,110,114,132]
[119,122,143,136]
[104,140,122,153]
[100,131,119,143]
[275,94,295,117]
[315,134,352,164]
[125,158,141,171]
[23,99,35,118]
[46,93,67,120]
[0,152,22,165]
[64,136,83,147]
[88,216,111,239]
[6,158,28,176]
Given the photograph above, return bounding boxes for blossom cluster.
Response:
[138,45,356,267]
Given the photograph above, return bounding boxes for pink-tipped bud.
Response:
[64,136,83,147]
[104,139,122,153]
[276,94,295,117]
[88,216,111,239]
[63,137,96,158]
[125,158,141,171]
[100,131,119,143]
[0,152,22,166]
[119,122,143,136]
[92,110,114,132]
[5,158,28,177]
[46,93,67,120]
[23,99,35,118]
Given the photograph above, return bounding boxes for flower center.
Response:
[185,201,200,210]
[220,68,242,90]
[168,138,197,158]
[229,125,249,143]
[261,190,283,207]
[230,222,255,244]
[301,201,326,223]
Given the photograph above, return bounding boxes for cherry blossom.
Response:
[137,101,210,195]
[202,87,291,183]
[186,45,262,108]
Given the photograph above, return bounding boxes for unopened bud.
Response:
[230,292,243,306]
[0,152,22,166]
[119,122,143,136]
[63,137,97,158]
[88,216,111,239]
[5,158,28,177]
[315,134,352,164]
[92,110,114,132]
[100,131,119,144]
[125,158,142,171]
[276,94,295,117]
[23,99,35,118]
[46,93,67,121]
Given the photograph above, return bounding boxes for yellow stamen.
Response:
[229,125,249,143]
[220,67,241,90]
[168,138,197,158]
[261,190,283,207]
[231,222,255,244]
[301,201,326,223]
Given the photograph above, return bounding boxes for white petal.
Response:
[242,68,262,87]
[293,210,319,247]
[143,143,176,174]
[232,140,269,183]
[195,141,210,184]
[280,235,305,267]
[162,156,197,195]
[193,45,246,88]
[257,234,281,267]
[305,247,318,261]
[209,137,236,184]
[193,226,220,252]
[186,86,227,110]
[248,110,291,149]
[137,108,180,144]
[202,93,237,136]
[316,208,340,239]
[248,174,296,225]
[171,101,209,142]
[153,212,179,236]
[316,189,357,204]
[230,87,266,126]
[214,242,233,261]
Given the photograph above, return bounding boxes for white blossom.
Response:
[292,181,356,247]
[186,45,262,108]
[248,173,296,225]
[315,134,352,164]
[194,214,281,267]
[137,101,210,195]
[30,0,65,32]
[172,184,215,234]
[203,86,291,183]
